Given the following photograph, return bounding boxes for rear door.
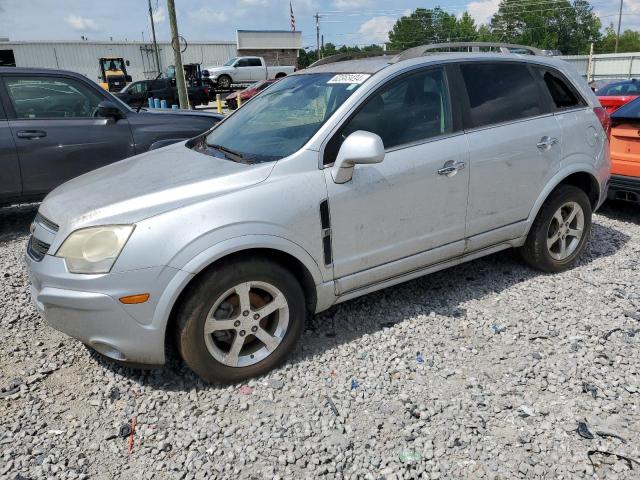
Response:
[0,91,21,201]
[247,58,266,81]
[0,73,135,196]
[457,61,562,248]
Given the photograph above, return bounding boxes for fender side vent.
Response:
[319,199,332,265]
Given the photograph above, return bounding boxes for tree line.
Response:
[298,0,639,68]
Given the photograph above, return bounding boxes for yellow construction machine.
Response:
[98,57,132,92]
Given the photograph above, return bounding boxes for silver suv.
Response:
[26,45,610,382]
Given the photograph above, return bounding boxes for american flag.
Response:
[290,2,295,31]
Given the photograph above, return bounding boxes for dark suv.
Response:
[0,67,222,206]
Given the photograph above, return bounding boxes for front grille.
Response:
[27,237,51,262]
[34,213,59,233]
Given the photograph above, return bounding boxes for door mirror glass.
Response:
[331,130,384,184]
[96,101,123,121]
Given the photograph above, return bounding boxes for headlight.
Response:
[56,225,134,274]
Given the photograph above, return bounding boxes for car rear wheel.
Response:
[519,185,592,273]
[176,257,305,383]
[217,75,231,89]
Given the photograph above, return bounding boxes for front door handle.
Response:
[16,130,47,140]
[438,160,466,177]
[536,136,558,150]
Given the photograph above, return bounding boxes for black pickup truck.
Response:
[115,78,211,108]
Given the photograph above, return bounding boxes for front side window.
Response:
[237,59,250,67]
[128,82,147,95]
[461,62,543,128]
[535,68,584,110]
[5,76,104,119]
[338,67,452,151]
[200,73,367,163]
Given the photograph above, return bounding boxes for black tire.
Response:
[176,257,305,383]
[519,185,592,273]
[217,75,231,90]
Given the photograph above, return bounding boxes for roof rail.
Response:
[391,42,547,63]
[307,50,400,69]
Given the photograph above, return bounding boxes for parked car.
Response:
[203,56,294,90]
[0,67,222,206]
[608,96,640,203]
[225,79,277,110]
[115,78,210,108]
[596,79,640,114]
[26,47,609,383]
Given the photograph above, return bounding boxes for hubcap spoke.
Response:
[255,293,286,319]
[254,327,280,352]
[566,204,578,224]
[553,210,564,226]
[547,231,560,249]
[235,282,252,314]
[204,318,236,334]
[558,237,567,258]
[225,334,245,366]
[567,227,582,239]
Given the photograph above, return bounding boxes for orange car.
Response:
[608,97,640,203]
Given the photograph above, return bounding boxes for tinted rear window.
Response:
[461,62,543,128]
[535,68,585,110]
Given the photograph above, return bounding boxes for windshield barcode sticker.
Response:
[327,74,370,84]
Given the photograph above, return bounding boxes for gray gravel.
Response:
[1,202,639,480]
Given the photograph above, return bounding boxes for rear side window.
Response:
[460,62,543,128]
[535,68,585,110]
[248,58,262,67]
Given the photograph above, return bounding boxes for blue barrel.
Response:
[160,99,167,109]
[172,104,178,110]
[154,98,161,109]
[148,97,154,108]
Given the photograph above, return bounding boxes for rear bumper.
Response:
[607,174,640,203]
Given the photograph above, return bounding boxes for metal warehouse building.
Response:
[0,31,301,85]
[0,40,236,84]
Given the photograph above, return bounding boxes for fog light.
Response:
[119,293,150,304]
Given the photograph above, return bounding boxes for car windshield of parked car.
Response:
[223,58,237,66]
[611,96,640,119]
[598,82,640,96]
[200,73,369,163]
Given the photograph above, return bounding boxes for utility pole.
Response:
[315,12,321,60]
[148,0,162,76]
[615,0,623,53]
[167,0,189,109]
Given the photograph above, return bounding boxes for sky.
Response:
[0,0,636,49]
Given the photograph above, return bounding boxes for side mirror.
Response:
[96,101,123,121]
[331,131,385,184]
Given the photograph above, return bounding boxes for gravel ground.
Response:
[1,202,639,480]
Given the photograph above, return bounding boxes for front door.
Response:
[324,67,469,294]
[1,74,135,196]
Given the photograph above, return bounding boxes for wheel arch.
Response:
[161,238,324,355]
[526,167,601,233]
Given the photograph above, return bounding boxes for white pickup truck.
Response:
[204,56,295,89]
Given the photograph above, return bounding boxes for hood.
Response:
[39,141,275,229]
[204,66,230,76]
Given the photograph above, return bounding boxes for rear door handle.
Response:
[536,136,558,150]
[16,130,47,139]
[438,160,466,177]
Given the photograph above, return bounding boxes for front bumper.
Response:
[607,174,640,204]
[26,252,188,365]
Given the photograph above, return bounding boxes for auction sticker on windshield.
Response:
[327,74,371,84]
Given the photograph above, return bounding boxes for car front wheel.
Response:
[176,257,305,383]
[519,185,592,273]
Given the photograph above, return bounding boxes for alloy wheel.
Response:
[203,281,289,367]
[546,201,584,261]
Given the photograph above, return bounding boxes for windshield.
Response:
[201,73,369,163]
[223,57,237,67]
[611,96,640,119]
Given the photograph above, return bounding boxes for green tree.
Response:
[489,0,600,54]
[455,12,478,42]
[596,24,640,53]
[388,7,473,49]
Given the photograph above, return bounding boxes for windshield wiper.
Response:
[206,143,245,162]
